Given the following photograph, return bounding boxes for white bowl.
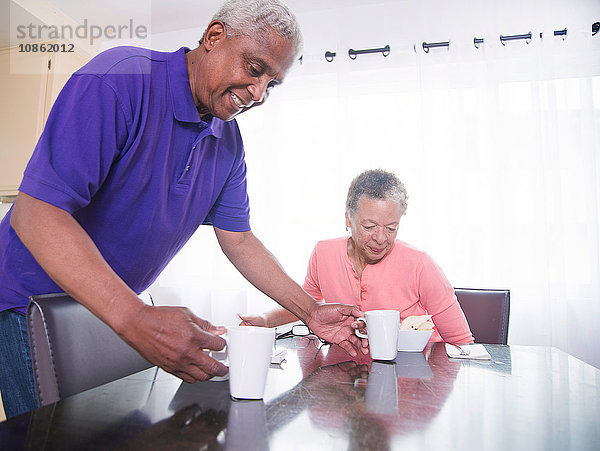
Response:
[397,329,434,352]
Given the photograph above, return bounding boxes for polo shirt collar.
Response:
[167,47,225,138]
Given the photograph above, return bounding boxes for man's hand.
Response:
[305,303,368,357]
[121,304,228,383]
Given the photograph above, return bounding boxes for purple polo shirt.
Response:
[0,46,250,314]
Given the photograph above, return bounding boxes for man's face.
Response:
[190,22,297,121]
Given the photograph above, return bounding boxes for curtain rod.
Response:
[323,22,599,62]
[348,45,390,59]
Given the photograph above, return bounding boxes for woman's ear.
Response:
[345,212,351,229]
[202,21,226,51]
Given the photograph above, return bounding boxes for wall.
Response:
[2,0,598,368]
[0,42,88,196]
[150,0,600,368]
[0,203,11,220]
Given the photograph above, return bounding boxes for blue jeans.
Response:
[0,309,38,419]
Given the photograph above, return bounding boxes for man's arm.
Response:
[11,192,228,382]
[214,227,367,355]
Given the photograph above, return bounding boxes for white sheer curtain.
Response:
[153,0,600,368]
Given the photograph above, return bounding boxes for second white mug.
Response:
[355,309,400,360]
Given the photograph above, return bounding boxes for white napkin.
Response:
[209,348,286,381]
[210,348,287,365]
[445,343,491,360]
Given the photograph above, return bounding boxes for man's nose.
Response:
[248,78,270,103]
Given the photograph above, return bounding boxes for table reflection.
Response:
[226,400,269,451]
[264,341,461,447]
[3,342,598,451]
[14,342,461,450]
[119,404,227,450]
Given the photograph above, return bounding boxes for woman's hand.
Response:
[238,313,269,327]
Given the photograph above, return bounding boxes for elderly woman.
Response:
[242,169,473,344]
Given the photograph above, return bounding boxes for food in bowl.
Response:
[397,315,434,351]
[399,314,434,331]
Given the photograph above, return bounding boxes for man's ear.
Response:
[202,21,227,51]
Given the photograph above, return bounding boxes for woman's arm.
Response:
[239,307,299,328]
[417,255,474,344]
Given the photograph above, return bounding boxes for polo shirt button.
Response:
[185,165,191,172]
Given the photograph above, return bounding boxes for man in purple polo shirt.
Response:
[0,0,366,419]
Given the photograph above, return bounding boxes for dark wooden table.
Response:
[1,340,599,450]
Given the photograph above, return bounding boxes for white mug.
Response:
[226,326,275,399]
[355,309,400,360]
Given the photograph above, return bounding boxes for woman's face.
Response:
[346,196,402,265]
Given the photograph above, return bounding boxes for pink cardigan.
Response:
[302,237,473,344]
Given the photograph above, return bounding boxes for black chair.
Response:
[454,288,510,344]
[27,293,153,407]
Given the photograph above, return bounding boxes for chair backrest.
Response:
[454,288,510,345]
[27,293,153,407]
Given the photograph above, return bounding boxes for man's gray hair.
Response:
[346,169,408,218]
[210,0,303,56]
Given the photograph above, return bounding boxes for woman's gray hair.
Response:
[346,169,408,218]
[210,0,303,56]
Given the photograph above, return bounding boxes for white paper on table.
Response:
[445,343,491,360]
[271,349,287,364]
